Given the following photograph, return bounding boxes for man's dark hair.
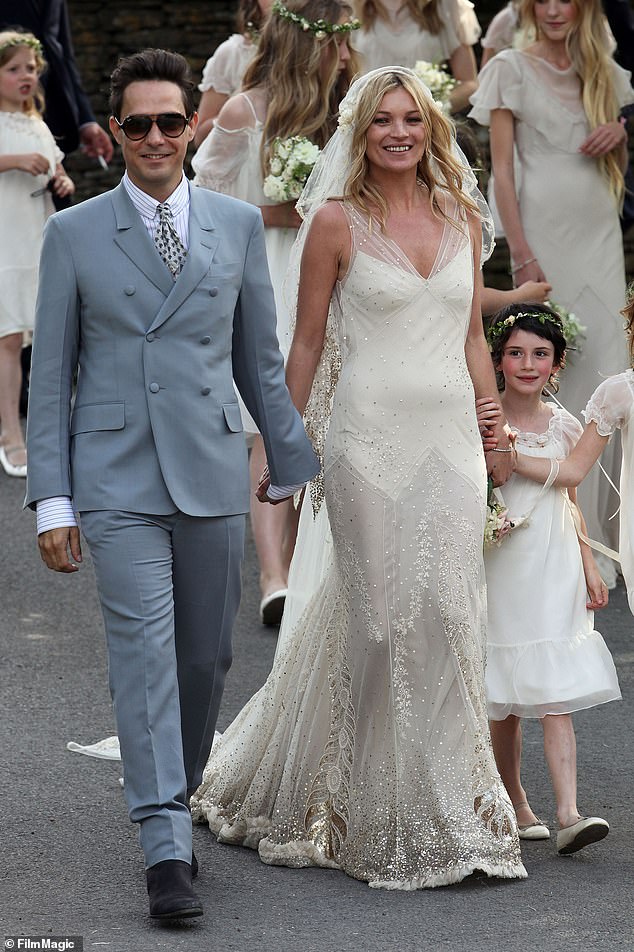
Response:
[109,48,196,118]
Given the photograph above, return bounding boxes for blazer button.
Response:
[209,287,219,297]
[200,387,211,396]
[149,382,160,393]
[146,332,156,342]
[124,286,136,296]
[200,336,211,345]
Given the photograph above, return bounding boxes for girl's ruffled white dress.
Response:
[584,371,634,615]
[484,405,621,720]
[0,111,61,338]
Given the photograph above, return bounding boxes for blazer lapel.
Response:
[111,183,175,297]
[147,185,220,333]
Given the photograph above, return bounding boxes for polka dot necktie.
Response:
[154,202,187,278]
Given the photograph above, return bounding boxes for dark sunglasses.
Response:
[115,113,192,140]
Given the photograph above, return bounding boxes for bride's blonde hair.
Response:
[520,0,625,206]
[242,0,358,175]
[354,1,442,33]
[343,71,480,230]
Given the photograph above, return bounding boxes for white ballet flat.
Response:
[557,817,609,855]
[259,589,287,626]
[0,445,27,478]
[518,820,550,840]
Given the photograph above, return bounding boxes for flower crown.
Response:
[486,311,565,350]
[272,0,361,38]
[0,35,43,57]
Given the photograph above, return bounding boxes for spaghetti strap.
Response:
[239,92,261,124]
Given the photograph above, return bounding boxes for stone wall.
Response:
[64,0,632,285]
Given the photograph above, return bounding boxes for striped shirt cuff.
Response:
[266,482,306,501]
[36,496,78,535]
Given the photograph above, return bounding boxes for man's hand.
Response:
[255,466,291,505]
[80,122,114,163]
[38,526,82,573]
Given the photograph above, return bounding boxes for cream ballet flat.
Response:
[0,445,27,478]
[557,817,609,855]
[259,589,287,626]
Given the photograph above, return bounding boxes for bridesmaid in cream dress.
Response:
[192,0,358,623]
[193,0,272,148]
[353,0,481,111]
[469,0,634,585]
[191,67,526,890]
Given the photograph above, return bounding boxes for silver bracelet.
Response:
[491,447,513,453]
[509,256,537,276]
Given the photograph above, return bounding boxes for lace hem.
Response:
[193,798,527,889]
[368,860,527,891]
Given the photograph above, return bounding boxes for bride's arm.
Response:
[464,217,513,486]
[515,422,609,486]
[285,203,349,415]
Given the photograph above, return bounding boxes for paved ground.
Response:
[1,469,633,952]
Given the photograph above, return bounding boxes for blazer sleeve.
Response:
[25,214,81,509]
[55,0,96,127]
[231,212,319,487]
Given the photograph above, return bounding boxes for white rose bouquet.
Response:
[263,136,321,202]
[484,480,515,547]
[412,60,457,113]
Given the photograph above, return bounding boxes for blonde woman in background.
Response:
[470,0,634,585]
[353,0,481,111]
[194,0,272,148]
[192,0,358,625]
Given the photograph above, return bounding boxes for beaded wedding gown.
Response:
[191,198,526,889]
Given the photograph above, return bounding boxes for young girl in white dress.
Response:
[510,289,634,619]
[469,0,634,584]
[192,0,359,624]
[353,0,481,111]
[479,305,621,856]
[194,1,272,148]
[0,30,74,478]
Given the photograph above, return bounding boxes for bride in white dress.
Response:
[192,67,527,889]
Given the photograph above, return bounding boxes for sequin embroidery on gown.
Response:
[191,198,526,888]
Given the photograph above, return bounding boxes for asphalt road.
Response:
[1,469,633,952]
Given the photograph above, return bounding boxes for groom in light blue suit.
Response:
[25,49,318,921]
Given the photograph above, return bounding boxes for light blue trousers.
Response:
[81,509,245,868]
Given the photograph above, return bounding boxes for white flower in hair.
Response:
[337,101,355,131]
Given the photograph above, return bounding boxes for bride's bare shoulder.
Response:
[311,200,349,231]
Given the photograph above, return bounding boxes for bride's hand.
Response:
[476,397,502,451]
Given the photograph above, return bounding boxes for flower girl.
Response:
[478,304,620,855]
[0,30,74,477]
[512,289,634,616]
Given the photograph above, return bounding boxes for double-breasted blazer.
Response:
[25,181,319,515]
